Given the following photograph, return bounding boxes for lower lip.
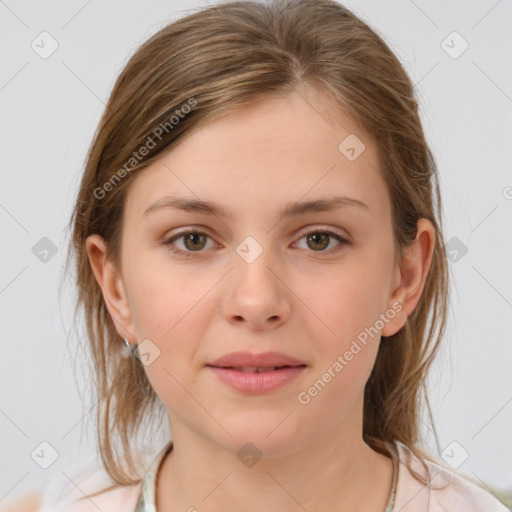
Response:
[207,365,306,394]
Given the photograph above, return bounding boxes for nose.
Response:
[222,249,292,331]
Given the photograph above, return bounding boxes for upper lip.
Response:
[207,351,306,368]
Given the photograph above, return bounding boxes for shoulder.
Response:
[35,465,141,512]
[393,441,509,512]
[0,491,42,512]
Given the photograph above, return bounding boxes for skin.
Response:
[0,492,42,512]
[87,84,435,512]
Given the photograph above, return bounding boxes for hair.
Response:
[63,0,455,496]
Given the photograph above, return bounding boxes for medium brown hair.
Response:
[64,0,453,493]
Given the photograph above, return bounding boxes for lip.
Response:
[207,350,306,369]
[206,350,307,395]
[207,365,307,394]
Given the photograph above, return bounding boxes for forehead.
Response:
[124,88,389,223]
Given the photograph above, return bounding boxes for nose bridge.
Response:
[235,233,268,266]
[232,233,279,289]
[224,204,289,284]
[222,232,291,328]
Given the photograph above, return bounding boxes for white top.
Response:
[36,440,508,511]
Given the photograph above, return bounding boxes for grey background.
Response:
[1,0,511,503]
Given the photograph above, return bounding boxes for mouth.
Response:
[207,350,307,369]
[206,364,307,394]
[207,364,307,373]
[205,350,307,393]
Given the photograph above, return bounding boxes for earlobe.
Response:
[381,218,436,337]
[85,234,135,341]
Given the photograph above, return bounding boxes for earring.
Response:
[123,337,137,355]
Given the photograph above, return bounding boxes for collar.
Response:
[134,440,174,512]
[134,440,398,511]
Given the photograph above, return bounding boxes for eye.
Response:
[164,230,216,257]
[163,226,350,258]
[294,227,350,254]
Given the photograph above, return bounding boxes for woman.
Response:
[18,0,507,510]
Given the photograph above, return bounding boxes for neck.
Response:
[155,420,394,512]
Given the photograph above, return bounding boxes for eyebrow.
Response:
[143,194,370,221]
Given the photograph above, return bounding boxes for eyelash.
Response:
[163,226,351,258]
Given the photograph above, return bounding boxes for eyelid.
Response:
[164,226,217,242]
[163,226,219,252]
[163,224,351,257]
[295,224,349,241]
[164,224,349,241]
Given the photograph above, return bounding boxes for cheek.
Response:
[292,274,386,420]
[298,251,393,394]
[308,261,390,346]
[125,249,208,339]
[124,261,213,405]
[123,255,222,384]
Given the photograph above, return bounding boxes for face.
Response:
[88,86,425,457]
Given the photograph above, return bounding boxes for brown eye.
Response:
[182,232,207,251]
[164,227,350,258]
[306,232,330,251]
[164,230,214,257]
[295,228,350,254]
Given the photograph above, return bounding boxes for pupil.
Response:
[185,233,205,251]
[308,233,328,250]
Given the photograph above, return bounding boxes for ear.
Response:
[382,218,436,337]
[85,234,136,343]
